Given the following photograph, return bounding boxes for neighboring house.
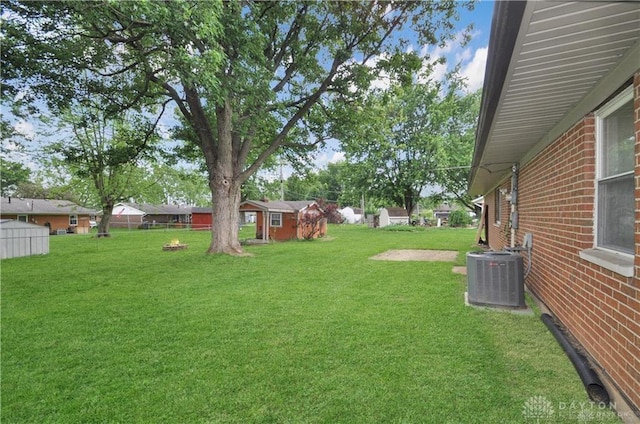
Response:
[110,203,145,229]
[110,203,191,228]
[0,219,49,259]
[239,199,327,241]
[469,1,639,416]
[433,204,454,223]
[136,203,191,226]
[0,197,95,234]
[191,207,256,231]
[375,207,409,228]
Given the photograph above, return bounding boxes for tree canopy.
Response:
[46,97,162,236]
[3,0,474,253]
[0,157,30,196]
[335,76,479,216]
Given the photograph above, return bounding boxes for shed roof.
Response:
[469,1,640,195]
[0,219,49,231]
[384,207,409,217]
[240,200,318,213]
[1,198,96,215]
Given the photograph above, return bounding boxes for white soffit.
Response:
[471,1,640,195]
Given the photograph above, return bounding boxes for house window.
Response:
[494,188,502,224]
[596,86,634,255]
[270,212,282,227]
[17,215,28,222]
[69,215,78,226]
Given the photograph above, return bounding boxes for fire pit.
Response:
[163,239,188,251]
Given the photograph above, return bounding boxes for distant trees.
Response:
[47,99,161,236]
[336,76,480,216]
[5,0,473,254]
[0,158,30,196]
[430,90,481,211]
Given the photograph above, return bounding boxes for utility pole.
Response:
[279,159,285,201]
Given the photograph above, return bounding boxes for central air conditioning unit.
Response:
[466,251,525,308]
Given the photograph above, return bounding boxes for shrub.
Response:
[381,224,423,232]
[448,210,472,227]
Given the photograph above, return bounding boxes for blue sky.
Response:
[312,0,494,171]
[8,1,495,179]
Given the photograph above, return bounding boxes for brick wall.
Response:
[0,214,91,233]
[485,73,640,411]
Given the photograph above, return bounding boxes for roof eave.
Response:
[469,1,527,194]
[469,1,640,196]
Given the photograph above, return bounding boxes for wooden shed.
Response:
[239,199,326,242]
[0,219,49,259]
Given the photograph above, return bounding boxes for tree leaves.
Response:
[4,0,474,252]
[336,80,480,215]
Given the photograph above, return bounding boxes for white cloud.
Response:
[460,47,487,92]
[423,60,448,85]
[157,123,173,140]
[422,30,469,60]
[309,149,345,172]
[417,44,487,93]
[329,151,345,163]
[455,47,472,63]
[13,120,36,140]
[362,53,392,91]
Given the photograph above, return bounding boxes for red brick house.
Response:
[469,1,639,418]
[0,197,95,234]
[239,199,327,241]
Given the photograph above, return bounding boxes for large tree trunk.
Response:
[97,202,113,237]
[206,101,244,255]
[208,178,243,254]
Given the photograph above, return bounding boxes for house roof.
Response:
[469,1,640,196]
[433,204,454,213]
[0,197,96,215]
[120,203,191,215]
[240,199,318,213]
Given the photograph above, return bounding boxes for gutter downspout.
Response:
[510,164,519,248]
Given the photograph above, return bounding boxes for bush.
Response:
[448,210,472,227]
[381,224,424,232]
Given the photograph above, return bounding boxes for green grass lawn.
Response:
[1,225,620,423]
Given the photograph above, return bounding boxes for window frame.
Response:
[69,214,78,226]
[594,86,634,256]
[494,188,502,225]
[270,212,282,227]
[17,214,28,222]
